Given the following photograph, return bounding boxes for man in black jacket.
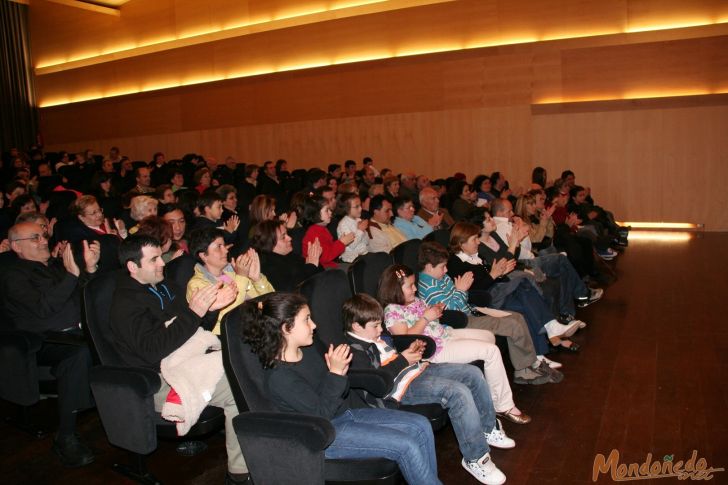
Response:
[110,235,249,484]
[1,222,99,467]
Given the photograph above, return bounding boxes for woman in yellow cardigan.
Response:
[186,227,274,334]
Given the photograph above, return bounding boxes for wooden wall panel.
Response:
[31,0,728,107]
[32,0,728,230]
[532,105,728,230]
[558,36,728,101]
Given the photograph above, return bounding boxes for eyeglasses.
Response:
[11,233,48,243]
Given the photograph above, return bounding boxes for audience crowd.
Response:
[0,146,629,484]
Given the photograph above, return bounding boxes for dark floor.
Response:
[2,232,727,484]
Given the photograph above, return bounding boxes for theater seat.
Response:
[0,328,56,437]
[221,306,400,485]
[299,270,449,431]
[84,270,225,484]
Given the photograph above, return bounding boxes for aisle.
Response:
[436,232,728,484]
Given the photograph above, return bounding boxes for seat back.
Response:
[221,304,278,413]
[83,269,127,366]
[423,228,450,248]
[391,238,422,274]
[299,270,352,347]
[0,329,43,406]
[347,252,394,297]
[164,254,196,291]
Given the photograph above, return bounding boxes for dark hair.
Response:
[119,234,161,267]
[417,241,449,270]
[531,167,547,188]
[448,180,470,200]
[377,264,414,307]
[344,160,356,169]
[154,184,173,201]
[216,184,237,201]
[363,157,373,165]
[472,175,490,194]
[169,169,184,182]
[188,227,227,264]
[335,192,360,218]
[135,166,149,178]
[369,194,388,213]
[561,170,575,180]
[11,194,38,212]
[306,168,326,187]
[245,164,259,178]
[195,191,223,212]
[275,159,287,173]
[152,152,164,163]
[569,185,585,199]
[327,163,341,174]
[342,294,384,332]
[249,219,284,253]
[314,185,334,198]
[392,196,413,214]
[490,171,504,188]
[449,222,480,254]
[134,216,173,246]
[301,194,327,226]
[240,293,309,368]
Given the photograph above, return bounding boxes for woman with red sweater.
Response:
[301,194,355,268]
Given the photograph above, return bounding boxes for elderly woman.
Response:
[186,227,274,335]
[66,195,125,238]
[53,195,123,271]
[250,220,323,292]
[127,195,158,235]
[392,196,433,240]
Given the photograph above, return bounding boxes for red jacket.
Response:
[302,224,345,268]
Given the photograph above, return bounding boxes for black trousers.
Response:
[37,332,94,436]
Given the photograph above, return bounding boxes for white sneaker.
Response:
[485,418,516,449]
[462,452,507,485]
[536,355,563,369]
[544,319,580,339]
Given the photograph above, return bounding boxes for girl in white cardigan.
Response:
[337,193,369,263]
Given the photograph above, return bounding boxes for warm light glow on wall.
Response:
[534,90,728,105]
[37,18,728,108]
[34,0,407,71]
[625,18,714,33]
[619,222,700,229]
[627,231,693,243]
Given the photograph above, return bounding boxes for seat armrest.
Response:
[234,412,333,485]
[90,365,161,454]
[234,412,334,451]
[348,369,392,397]
[0,330,45,405]
[91,365,161,397]
[391,335,437,359]
[0,329,44,354]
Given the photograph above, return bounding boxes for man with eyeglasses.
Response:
[1,222,101,467]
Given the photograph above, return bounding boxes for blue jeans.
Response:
[401,363,494,461]
[327,408,442,485]
[503,279,552,355]
[529,253,588,315]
